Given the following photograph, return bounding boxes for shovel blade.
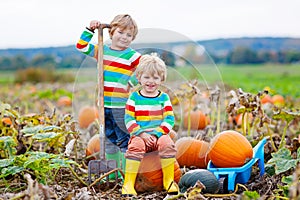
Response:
[88,159,118,184]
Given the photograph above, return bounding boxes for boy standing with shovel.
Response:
[76,14,141,179]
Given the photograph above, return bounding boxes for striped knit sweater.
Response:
[76,28,141,108]
[125,90,175,138]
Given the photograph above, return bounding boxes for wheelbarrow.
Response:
[207,137,267,192]
[87,23,119,185]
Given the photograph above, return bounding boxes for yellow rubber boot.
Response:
[121,159,140,196]
[161,158,178,194]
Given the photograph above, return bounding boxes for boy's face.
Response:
[110,27,134,50]
[139,72,162,96]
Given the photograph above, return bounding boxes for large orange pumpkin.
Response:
[207,130,253,168]
[183,109,210,130]
[135,152,181,192]
[175,137,210,168]
[78,106,99,128]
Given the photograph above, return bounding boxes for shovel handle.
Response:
[97,23,110,160]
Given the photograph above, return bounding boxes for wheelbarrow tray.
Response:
[207,138,267,192]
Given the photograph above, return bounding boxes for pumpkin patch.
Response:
[207,130,253,168]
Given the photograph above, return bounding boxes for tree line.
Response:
[212,46,300,64]
[1,46,300,70]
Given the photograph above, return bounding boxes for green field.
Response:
[168,64,300,98]
[1,64,300,98]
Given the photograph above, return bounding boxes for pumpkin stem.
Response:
[265,123,277,151]
[195,133,203,140]
[278,121,289,149]
[250,117,259,137]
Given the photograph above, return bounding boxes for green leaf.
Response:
[266,147,299,174]
[272,108,300,123]
[22,125,61,136]
[50,158,77,168]
[0,158,14,168]
[24,152,57,172]
[0,136,17,157]
[277,184,289,197]
[42,125,62,131]
[0,166,24,178]
[32,132,59,140]
[21,125,44,135]
[35,89,53,99]
[242,191,260,200]
[281,175,293,185]
[265,165,275,176]
[0,136,16,147]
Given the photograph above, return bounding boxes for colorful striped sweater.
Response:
[76,28,141,108]
[125,90,175,138]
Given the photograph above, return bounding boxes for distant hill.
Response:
[198,37,300,56]
[1,37,300,59]
[0,45,80,60]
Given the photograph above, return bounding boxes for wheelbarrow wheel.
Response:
[217,177,228,194]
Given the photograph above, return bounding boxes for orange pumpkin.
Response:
[207,130,253,168]
[261,94,272,104]
[272,94,284,107]
[1,117,12,126]
[86,134,100,159]
[57,96,72,107]
[78,106,99,128]
[183,110,210,130]
[135,152,181,192]
[175,137,210,168]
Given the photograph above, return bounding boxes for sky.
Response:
[1,0,300,49]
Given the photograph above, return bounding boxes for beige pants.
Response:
[125,134,177,161]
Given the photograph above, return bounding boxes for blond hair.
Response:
[109,14,138,40]
[135,53,167,82]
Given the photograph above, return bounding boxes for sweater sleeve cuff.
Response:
[151,130,162,138]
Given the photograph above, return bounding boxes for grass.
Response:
[1,64,300,98]
[168,64,300,98]
[0,70,15,84]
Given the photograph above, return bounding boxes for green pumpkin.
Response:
[178,169,219,194]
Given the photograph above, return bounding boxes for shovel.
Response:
[88,23,119,185]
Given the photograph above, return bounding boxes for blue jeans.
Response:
[105,108,130,153]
